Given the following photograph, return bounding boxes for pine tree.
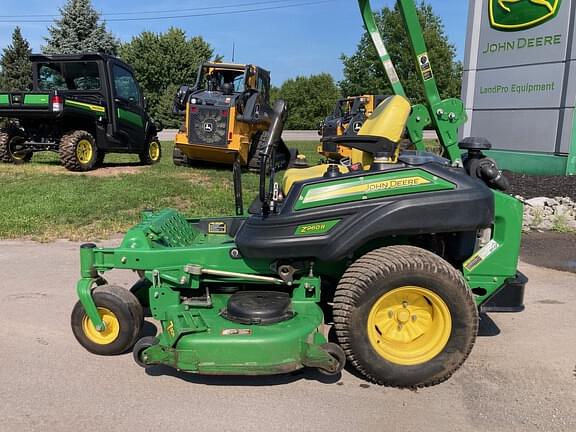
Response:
[0,27,32,91]
[43,0,119,55]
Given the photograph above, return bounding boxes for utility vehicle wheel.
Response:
[318,343,346,376]
[0,132,32,164]
[333,246,478,388]
[133,336,159,368]
[59,130,99,172]
[172,147,193,166]
[140,137,161,165]
[71,285,144,355]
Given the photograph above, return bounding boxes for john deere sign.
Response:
[489,0,561,31]
[462,0,576,175]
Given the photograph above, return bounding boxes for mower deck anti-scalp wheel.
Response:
[140,137,162,165]
[133,336,159,368]
[333,245,478,388]
[71,285,144,356]
[0,131,32,164]
[318,343,347,376]
[59,130,99,171]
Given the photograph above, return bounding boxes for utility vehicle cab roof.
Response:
[29,53,134,72]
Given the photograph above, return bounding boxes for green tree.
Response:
[276,74,341,130]
[0,27,32,91]
[340,1,462,103]
[43,0,119,55]
[119,28,214,128]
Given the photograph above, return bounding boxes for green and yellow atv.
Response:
[70,0,526,388]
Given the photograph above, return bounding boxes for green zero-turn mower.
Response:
[70,0,527,388]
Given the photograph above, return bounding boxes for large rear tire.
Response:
[333,245,478,388]
[59,130,98,172]
[0,131,32,164]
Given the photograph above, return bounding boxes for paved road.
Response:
[158,130,439,142]
[1,240,574,432]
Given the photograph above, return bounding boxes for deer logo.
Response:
[490,0,561,31]
[498,0,554,14]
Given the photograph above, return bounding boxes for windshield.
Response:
[37,61,101,91]
[334,99,354,118]
[198,67,245,93]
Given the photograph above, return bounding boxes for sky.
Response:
[0,0,469,85]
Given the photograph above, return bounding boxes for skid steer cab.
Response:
[71,96,526,388]
[0,53,163,171]
[172,62,293,172]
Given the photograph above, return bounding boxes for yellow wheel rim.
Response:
[76,139,94,164]
[367,286,452,366]
[9,138,27,160]
[149,141,160,161]
[81,307,120,345]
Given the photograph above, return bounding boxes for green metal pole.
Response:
[358,0,406,98]
[396,0,466,164]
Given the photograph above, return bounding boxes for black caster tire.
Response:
[133,336,159,368]
[71,285,144,355]
[318,343,346,376]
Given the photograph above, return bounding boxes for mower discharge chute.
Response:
[70,0,526,388]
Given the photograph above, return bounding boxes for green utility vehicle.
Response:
[70,0,526,388]
[0,53,162,171]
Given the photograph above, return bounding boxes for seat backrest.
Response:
[351,95,411,165]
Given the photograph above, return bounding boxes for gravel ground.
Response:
[505,171,576,200]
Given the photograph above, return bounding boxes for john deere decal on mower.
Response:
[70,0,527,388]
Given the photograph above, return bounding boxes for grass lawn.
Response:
[0,141,322,241]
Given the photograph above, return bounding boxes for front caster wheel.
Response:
[133,336,159,368]
[71,285,144,355]
[317,343,346,376]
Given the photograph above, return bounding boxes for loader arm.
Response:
[358,0,467,164]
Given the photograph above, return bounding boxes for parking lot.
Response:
[0,239,574,432]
